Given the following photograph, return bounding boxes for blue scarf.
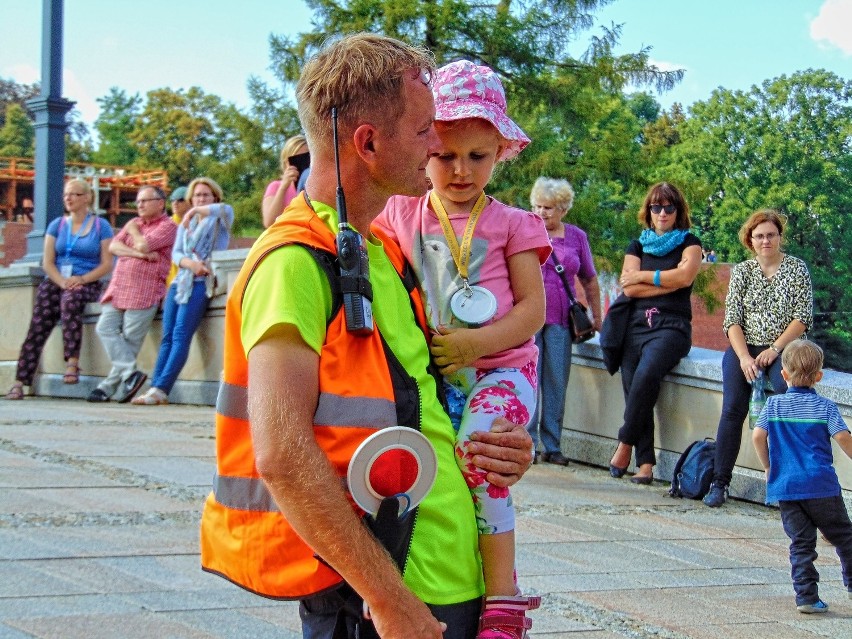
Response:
[638,228,688,256]
[173,211,220,304]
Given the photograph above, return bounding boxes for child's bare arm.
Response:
[752,428,770,472]
[833,430,852,460]
[430,250,545,375]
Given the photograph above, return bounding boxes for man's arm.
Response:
[248,327,445,638]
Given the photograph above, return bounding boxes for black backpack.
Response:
[669,439,716,499]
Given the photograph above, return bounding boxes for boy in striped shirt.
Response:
[753,339,852,614]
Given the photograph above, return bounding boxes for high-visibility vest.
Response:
[199,193,431,599]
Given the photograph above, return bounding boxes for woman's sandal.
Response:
[63,361,80,385]
[131,388,168,405]
[5,384,24,400]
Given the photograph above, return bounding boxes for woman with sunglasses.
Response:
[703,209,812,507]
[6,179,114,399]
[607,182,702,483]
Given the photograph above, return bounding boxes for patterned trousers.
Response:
[15,278,102,386]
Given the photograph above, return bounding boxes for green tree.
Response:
[659,70,852,369]
[92,88,142,166]
[260,0,683,262]
[129,87,225,186]
[0,77,39,127]
[0,104,35,156]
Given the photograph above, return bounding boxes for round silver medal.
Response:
[450,285,497,326]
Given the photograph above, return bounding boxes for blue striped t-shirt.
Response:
[756,386,849,503]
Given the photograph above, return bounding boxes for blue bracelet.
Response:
[653,270,661,287]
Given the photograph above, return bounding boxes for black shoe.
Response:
[118,371,147,404]
[609,464,628,478]
[541,451,570,466]
[703,482,728,507]
[630,474,653,485]
[87,388,110,403]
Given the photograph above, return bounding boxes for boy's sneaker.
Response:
[703,482,728,508]
[797,599,829,614]
[477,594,541,639]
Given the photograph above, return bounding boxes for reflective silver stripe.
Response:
[217,381,249,421]
[218,383,395,428]
[214,473,348,512]
[314,392,397,427]
[213,473,279,512]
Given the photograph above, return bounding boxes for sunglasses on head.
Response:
[650,204,676,215]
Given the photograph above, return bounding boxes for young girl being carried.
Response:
[374,60,550,639]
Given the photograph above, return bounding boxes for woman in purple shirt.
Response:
[529,177,601,465]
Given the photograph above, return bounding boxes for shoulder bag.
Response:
[550,250,596,344]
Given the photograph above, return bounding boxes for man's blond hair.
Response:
[296,33,435,153]
[781,340,823,387]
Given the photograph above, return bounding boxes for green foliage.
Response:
[92,88,142,166]
[0,104,34,156]
[656,70,852,370]
[0,77,39,127]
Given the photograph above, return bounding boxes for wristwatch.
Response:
[770,344,781,354]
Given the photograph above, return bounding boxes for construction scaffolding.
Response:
[0,157,169,228]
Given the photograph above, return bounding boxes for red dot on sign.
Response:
[368,449,418,497]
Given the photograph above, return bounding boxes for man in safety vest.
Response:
[199,33,534,639]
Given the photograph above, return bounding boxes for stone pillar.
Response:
[19,0,74,264]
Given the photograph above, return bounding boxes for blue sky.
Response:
[1,0,850,130]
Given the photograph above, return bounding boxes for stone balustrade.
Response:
[2,248,849,506]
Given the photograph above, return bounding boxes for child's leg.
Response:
[445,366,536,597]
[808,495,852,591]
[780,500,820,605]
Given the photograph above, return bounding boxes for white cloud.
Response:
[2,63,40,85]
[810,0,852,55]
[648,58,688,73]
[63,68,100,126]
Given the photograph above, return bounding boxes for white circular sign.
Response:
[347,427,438,516]
[450,285,497,326]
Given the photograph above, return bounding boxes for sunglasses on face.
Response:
[649,204,677,215]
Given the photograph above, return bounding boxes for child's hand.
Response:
[430,326,482,374]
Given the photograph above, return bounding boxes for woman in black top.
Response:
[608,182,703,483]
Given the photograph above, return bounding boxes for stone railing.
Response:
[2,248,850,505]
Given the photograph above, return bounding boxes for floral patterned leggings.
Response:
[15,278,102,386]
[443,361,537,535]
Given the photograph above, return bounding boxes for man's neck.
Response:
[305,161,387,235]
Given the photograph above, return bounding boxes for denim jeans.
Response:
[529,324,572,455]
[151,281,208,394]
[711,344,786,486]
[95,303,158,397]
[617,316,691,467]
[779,495,852,605]
[299,583,481,638]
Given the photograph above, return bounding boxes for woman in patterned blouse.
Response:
[703,209,813,507]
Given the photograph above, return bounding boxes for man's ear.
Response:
[352,123,378,161]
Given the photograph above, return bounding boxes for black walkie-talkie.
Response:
[332,106,374,335]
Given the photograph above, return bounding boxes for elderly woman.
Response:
[528,177,601,465]
[703,209,812,507]
[6,179,113,399]
[261,134,308,228]
[132,177,233,405]
[607,182,702,483]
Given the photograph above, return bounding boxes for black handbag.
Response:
[549,251,596,344]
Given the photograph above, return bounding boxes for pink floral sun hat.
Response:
[432,59,530,161]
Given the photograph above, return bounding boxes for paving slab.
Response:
[2,398,850,638]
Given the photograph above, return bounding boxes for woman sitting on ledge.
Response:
[6,179,113,400]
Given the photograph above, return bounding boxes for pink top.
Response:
[374,192,550,370]
[101,213,177,310]
[264,180,298,211]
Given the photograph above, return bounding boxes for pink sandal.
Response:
[477,594,541,639]
[5,383,24,400]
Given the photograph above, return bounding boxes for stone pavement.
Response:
[0,399,849,638]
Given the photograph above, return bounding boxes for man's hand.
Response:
[467,417,533,488]
[430,326,482,374]
[368,592,446,638]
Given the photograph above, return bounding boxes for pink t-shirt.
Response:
[374,192,550,369]
[263,180,298,211]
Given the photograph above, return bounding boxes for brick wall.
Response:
[0,222,32,266]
